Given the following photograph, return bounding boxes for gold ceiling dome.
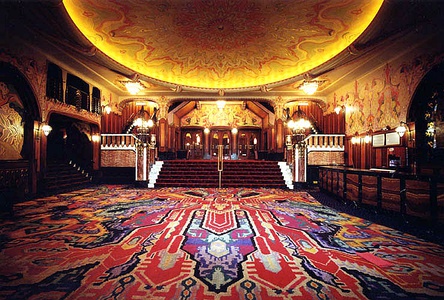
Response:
[63,0,383,91]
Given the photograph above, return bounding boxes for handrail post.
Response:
[217,145,223,188]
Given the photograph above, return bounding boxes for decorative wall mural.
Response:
[346,65,401,134]
[0,82,24,160]
[181,104,262,128]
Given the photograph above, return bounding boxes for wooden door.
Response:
[238,130,259,159]
[211,130,231,159]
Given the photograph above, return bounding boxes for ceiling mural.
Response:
[181,104,262,128]
[63,0,383,90]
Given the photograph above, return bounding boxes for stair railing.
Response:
[68,159,93,181]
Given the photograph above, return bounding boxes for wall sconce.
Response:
[103,105,111,114]
[231,128,238,134]
[351,132,360,144]
[364,133,372,144]
[334,105,344,114]
[42,124,52,136]
[395,121,408,137]
[204,128,210,134]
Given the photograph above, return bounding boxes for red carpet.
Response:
[0,186,443,299]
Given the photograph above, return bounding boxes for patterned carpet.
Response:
[0,185,443,299]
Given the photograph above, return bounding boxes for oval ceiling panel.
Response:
[63,0,384,90]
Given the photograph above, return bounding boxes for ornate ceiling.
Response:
[62,0,384,92]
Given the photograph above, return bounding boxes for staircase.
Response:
[154,160,288,188]
[42,160,93,195]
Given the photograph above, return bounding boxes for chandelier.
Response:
[299,80,319,95]
[120,74,146,95]
[124,80,145,95]
[286,106,312,143]
[133,106,154,139]
[287,107,311,131]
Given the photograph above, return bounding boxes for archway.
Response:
[409,62,444,173]
[0,61,41,199]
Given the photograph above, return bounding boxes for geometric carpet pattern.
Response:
[0,186,443,299]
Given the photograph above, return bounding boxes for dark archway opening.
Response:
[409,62,444,173]
[47,114,93,172]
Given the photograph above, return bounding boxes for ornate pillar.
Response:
[156,96,170,153]
[135,140,150,186]
[273,96,287,153]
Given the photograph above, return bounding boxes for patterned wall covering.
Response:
[328,54,444,135]
[181,104,262,128]
[0,82,24,160]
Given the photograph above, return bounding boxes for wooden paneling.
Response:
[381,178,400,212]
[405,179,430,219]
[318,166,442,225]
[346,173,359,203]
[361,175,378,207]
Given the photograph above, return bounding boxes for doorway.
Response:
[210,129,231,159]
[238,130,259,160]
[182,129,203,159]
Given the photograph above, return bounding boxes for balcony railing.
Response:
[304,134,345,151]
[101,134,138,150]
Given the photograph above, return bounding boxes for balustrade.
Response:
[101,134,138,149]
[304,134,345,151]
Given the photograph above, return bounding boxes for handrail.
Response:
[217,145,223,188]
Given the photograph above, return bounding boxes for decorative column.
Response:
[273,96,287,153]
[135,140,150,186]
[156,96,170,153]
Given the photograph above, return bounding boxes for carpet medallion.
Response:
[0,186,443,299]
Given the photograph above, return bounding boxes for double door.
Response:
[211,130,231,159]
[238,130,259,160]
[181,128,261,160]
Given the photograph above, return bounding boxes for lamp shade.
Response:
[42,124,52,136]
[395,124,407,137]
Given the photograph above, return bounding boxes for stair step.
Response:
[42,161,92,196]
[154,160,287,189]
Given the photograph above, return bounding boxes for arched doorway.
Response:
[0,62,40,198]
[47,114,94,171]
[409,62,444,173]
